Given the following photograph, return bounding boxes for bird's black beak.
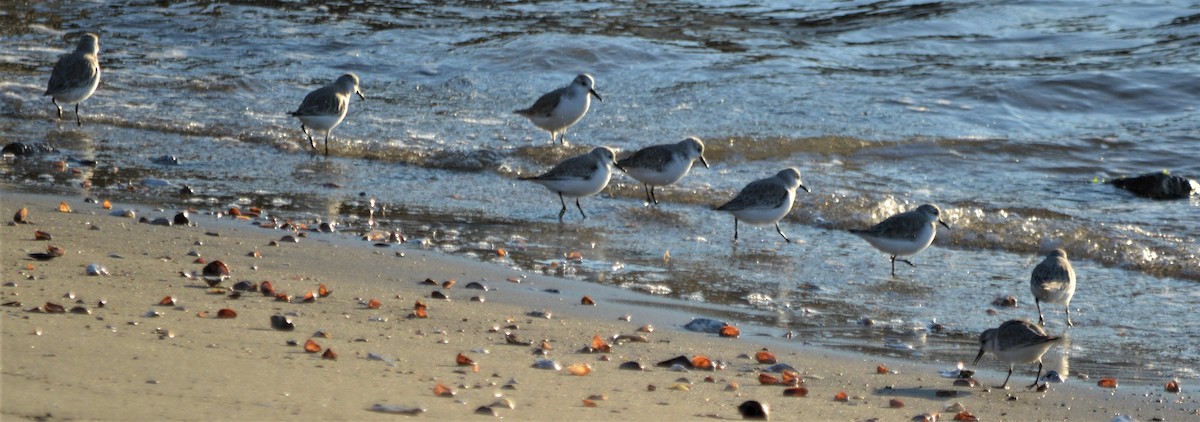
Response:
[939,220,950,230]
[699,156,710,169]
[356,90,366,101]
[973,348,985,366]
[589,88,602,102]
[799,184,811,194]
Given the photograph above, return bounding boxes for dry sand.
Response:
[2,189,1195,421]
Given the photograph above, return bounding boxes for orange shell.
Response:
[954,410,978,421]
[582,399,597,408]
[102,200,112,209]
[718,324,740,338]
[367,298,381,309]
[1165,380,1181,393]
[783,387,809,397]
[591,335,611,352]
[754,349,777,364]
[216,308,237,318]
[433,382,454,397]
[159,296,176,306]
[1098,378,1118,388]
[456,353,474,366]
[758,373,779,385]
[321,348,337,360]
[304,339,321,353]
[567,363,591,376]
[876,364,889,374]
[833,391,849,401]
[58,201,72,213]
[691,356,713,370]
[581,296,596,305]
[318,284,331,297]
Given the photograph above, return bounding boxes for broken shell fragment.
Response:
[456,353,475,366]
[432,382,455,397]
[877,364,890,374]
[86,263,109,276]
[581,296,595,306]
[270,315,295,331]
[953,410,978,421]
[159,296,177,306]
[366,404,425,416]
[14,207,29,223]
[618,361,645,371]
[321,348,337,360]
[737,400,769,420]
[566,363,591,376]
[34,230,52,240]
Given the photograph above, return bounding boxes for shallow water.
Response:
[1,1,1198,384]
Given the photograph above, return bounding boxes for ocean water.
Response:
[1,1,1198,384]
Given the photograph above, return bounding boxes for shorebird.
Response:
[715,168,809,243]
[1030,248,1077,327]
[974,319,1061,389]
[45,33,101,127]
[849,203,949,276]
[521,147,620,222]
[617,137,709,205]
[514,74,602,145]
[289,73,365,156]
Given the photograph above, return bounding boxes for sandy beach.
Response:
[2,189,1195,421]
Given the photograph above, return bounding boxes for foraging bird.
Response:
[617,137,710,205]
[849,203,950,276]
[1030,248,1077,327]
[521,147,620,222]
[715,168,809,243]
[974,319,1061,389]
[514,74,602,145]
[289,73,365,156]
[45,33,101,127]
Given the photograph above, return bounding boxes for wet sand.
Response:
[2,189,1195,421]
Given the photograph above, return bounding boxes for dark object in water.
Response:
[1110,172,1197,200]
[2,142,57,156]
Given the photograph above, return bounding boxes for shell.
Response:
[737,400,769,420]
[86,264,109,276]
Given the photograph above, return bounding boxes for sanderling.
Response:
[1031,248,1076,327]
[974,319,1061,389]
[849,203,949,276]
[289,73,365,156]
[513,74,602,145]
[521,147,620,222]
[715,168,809,243]
[617,136,709,205]
[45,33,101,127]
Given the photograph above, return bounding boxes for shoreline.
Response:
[2,189,1196,420]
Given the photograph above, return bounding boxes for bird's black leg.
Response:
[557,194,568,222]
[75,104,82,126]
[775,223,790,243]
[53,99,63,120]
[733,219,739,242]
[575,198,587,219]
[1036,300,1045,326]
[1026,362,1044,390]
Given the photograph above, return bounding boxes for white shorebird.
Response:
[617,137,709,205]
[521,147,620,222]
[849,203,949,276]
[45,33,101,127]
[715,168,809,243]
[1031,248,1077,327]
[514,74,602,145]
[974,319,1061,389]
[289,73,365,156]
